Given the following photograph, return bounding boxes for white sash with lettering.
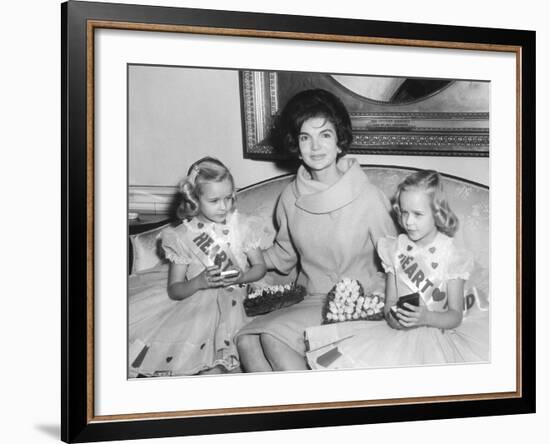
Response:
[395,246,488,315]
[180,223,240,273]
[180,222,247,348]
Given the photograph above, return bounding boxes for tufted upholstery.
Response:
[130,166,489,299]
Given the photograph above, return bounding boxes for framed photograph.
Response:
[62,1,535,442]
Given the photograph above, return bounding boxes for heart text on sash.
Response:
[193,232,234,271]
[398,253,435,294]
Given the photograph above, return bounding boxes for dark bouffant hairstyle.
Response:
[273,88,353,158]
[177,156,235,219]
[393,169,459,237]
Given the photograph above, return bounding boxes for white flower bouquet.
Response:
[244,283,306,317]
[323,278,385,324]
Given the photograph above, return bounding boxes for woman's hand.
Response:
[197,266,224,289]
[396,299,428,328]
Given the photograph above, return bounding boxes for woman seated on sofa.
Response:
[236,88,397,371]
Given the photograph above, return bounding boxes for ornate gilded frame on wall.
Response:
[241,70,490,159]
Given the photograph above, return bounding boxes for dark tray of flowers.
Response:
[244,283,306,317]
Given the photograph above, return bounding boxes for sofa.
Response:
[129,165,489,310]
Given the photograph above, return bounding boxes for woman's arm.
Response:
[383,273,403,330]
[263,189,298,274]
[397,279,464,330]
[167,263,223,301]
[263,250,275,270]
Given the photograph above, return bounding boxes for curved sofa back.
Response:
[237,166,489,271]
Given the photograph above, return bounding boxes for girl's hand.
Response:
[385,310,404,330]
[198,266,224,289]
[220,267,243,287]
[396,299,428,328]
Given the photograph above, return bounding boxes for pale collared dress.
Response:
[236,158,397,355]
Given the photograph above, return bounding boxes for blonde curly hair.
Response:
[393,169,459,237]
[177,156,235,219]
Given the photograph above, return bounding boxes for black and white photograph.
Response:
[55,1,537,442]
[127,66,490,378]
[3,0,547,440]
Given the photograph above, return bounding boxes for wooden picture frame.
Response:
[62,1,535,442]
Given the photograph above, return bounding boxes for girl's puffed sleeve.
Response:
[159,227,192,265]
[376,236,398,274]
[241,214,274,252]
[367,185,398,247]
[263,190,298,274]
[446,246,474,281]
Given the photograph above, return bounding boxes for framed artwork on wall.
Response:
[62,1,535,442]
[241,69,490,159]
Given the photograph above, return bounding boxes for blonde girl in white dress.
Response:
[306,169,489,369]
[129,157,266,377]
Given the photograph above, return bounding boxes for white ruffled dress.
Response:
[128,211,264,377]
[306,232,490,370]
